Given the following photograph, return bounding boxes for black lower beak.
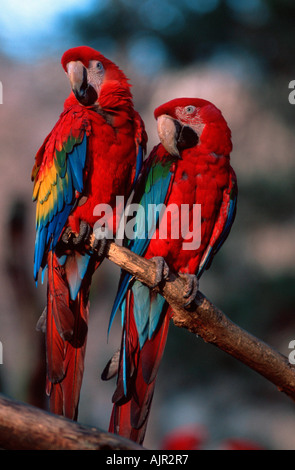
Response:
[175,121,199,152]
[73,66,98,106]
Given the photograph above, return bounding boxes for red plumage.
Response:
[107,98,237,443]
[32,46,146,420]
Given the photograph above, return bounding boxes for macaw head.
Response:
[154,97,232,158]
[61,46,132,107]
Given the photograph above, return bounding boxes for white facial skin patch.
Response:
[175,105,205,136]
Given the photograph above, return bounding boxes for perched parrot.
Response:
[103,97,237,444]
[32,46,147,420]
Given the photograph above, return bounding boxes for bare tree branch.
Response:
[0,394,143,450]
[1,237,294,449]
[101,239,295,402]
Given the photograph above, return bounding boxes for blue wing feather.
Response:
[131,144,144,190]
[67,135,87,192]
[108,152,174,335]
[109,148,175,398]
[34,133,87,281]
[132,280,166,347]
[65,251,91,301]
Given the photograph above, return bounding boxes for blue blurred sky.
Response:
[0,0,93,61]
[0,0,271,74]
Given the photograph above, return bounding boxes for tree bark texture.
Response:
[104,239,295,401]
[0,394,143,450]
[1,237,295,450]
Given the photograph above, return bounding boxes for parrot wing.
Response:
[105,145,176,443]
[131,110,147,190]
[32,106,90,282]
[197,166,238,277]
[32,107,92,420]
[108,144,175,333]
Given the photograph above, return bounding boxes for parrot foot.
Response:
[150,256,170,288]
[72,220,92,246]
[92,235,109,260]
[61,226,73,245]
[179,273,199,307]
[61,221,91,247]
[60,221,108,260]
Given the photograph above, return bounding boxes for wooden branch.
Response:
[99,238,295,402]
[1,237,294,449]
[0,394,143,450]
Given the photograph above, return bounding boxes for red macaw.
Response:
[32,46,147,420]
[104,98,237,444]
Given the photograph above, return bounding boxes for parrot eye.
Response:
[185,105,196,114]
[96,61,104,71]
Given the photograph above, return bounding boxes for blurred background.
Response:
[0,0,295,450]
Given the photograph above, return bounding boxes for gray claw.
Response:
[92,235,109,260]
[180,273,199,307]
[61,226,73,244]
[72,220,91,246]
[150,256,170,288]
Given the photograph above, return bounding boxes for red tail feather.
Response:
[46,251,90,420]
[109,293,170,444]
[47,251,75,340]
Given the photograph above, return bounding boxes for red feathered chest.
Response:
[71,108,137,233]
[145,147,231,274]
